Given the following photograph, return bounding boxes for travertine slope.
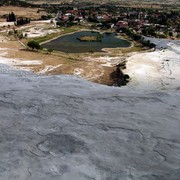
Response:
[0,40,180,179]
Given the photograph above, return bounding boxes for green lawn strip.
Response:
[31,26,82,44]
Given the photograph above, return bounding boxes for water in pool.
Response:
[42,31,131,53]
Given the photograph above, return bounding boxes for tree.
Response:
[147,27,156,36]
[149,43,156,49]
[132,34,142,41]
[169,31,173,37]
[27,40,41,50]
[142,28,148,36]
[18,33,24,39]
[47,48,53,54]
[16,17,30,26]
[7,12,16,22]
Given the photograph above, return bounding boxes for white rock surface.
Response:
[0,40,180,180]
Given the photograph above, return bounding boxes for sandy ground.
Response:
[0,46,115,85]
[28,0,73,4]
[23,26,59,38]
[0,6,47,21]
[0,20,119,85]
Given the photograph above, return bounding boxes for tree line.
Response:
[7,12,16,22]
[118,27,156,49]
[6,12,31,26]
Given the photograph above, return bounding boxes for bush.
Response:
[169,31,173,37]
[8,30,13,35]
[132,34,142,41]
[16,17,30,26]
[7,12,16,22]
[123,74,130,80]
[27,40,41,50]
[18,33,24,39]
[56,21,65,26]
[47,48,53,54]
[158,34,167,38]
[149,43,156,49]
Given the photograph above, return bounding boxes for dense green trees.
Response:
[16,18,30,26]
[27,40,41,50]
[119,27,156,49]
[7,12,16,22]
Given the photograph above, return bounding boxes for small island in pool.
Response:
[42,31,131,53]
[77,34,103,42]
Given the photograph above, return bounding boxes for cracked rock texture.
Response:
[0,40,180,179]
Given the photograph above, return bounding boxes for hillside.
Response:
[0,35,180,179]
[22,0,180,4]
[0,0,38,7]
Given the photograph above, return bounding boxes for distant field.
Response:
[21,0,180,10]
[23,0,180,4]
[23,0,73,4]
[0,6,47,21]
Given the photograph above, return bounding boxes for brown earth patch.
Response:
[0,6,47,21]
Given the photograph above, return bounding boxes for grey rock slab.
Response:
[0,41,180,179]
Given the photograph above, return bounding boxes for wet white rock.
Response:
[0,40,180,180]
